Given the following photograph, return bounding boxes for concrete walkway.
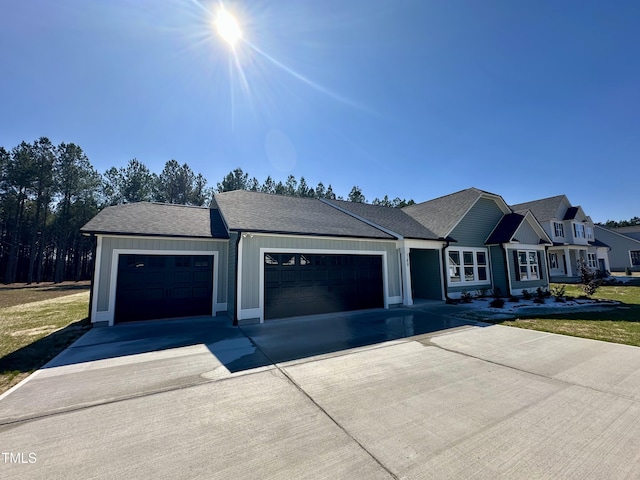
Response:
[1,307,640,479]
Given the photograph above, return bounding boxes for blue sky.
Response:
[1,0,638,222]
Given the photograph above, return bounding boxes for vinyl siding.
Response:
[449,197,505,246]
[594,227,640,271]
[513,221,543,245]
[239,234,400,311]
[96,236,229,313]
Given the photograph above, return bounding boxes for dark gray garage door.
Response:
[264,253,384,320]
[115,254,213,323]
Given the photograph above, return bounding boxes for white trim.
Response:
[107,249,219,326]
[256,247,390,323]
[236,235,243,323]
[90,236,103,324]
[239,308,261,320]
[400,246,413,306]
[388,295,402,304]
[445,246,491,287]
[402,239,446,250]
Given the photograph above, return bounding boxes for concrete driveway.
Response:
[2,306,640,479]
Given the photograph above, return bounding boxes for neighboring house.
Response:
[402,188,551,298]
[594,225,640,272]
[81,187,554,327]
[511,195,610,282]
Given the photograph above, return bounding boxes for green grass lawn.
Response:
[0,289,91,394]
[499,280,640,347]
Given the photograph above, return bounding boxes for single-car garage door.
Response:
[264,253,384,320]
[115,254,213,323]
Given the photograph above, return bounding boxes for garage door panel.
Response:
[264,253,383,320]
[115,254,213,323]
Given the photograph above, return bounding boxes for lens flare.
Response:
[215,8,242,47]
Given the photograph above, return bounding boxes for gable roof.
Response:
[81,202,229,239]
[510,194,568,222]
[213,190,395,240]
[486,212,552,245]
[402,188,509,238]
[322,199,440,240]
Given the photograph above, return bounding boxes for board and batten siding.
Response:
[449,197,505,246]
[238,234,401,317]
[95,235,229,320]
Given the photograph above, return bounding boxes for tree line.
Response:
[599,217,640,229]
[1,138,413,284]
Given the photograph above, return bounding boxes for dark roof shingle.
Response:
[81,202,229,239]
[213,190,395,240]
[323,199,439,240]
[510,195,566,222]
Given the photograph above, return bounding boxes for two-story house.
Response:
[511,195,610,282]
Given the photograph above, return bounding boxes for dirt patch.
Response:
[0,281,90,309]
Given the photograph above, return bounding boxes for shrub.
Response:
[550,284,566,301]
[489,298,505,308]
[626,267,633,276]
[460,291,473,303]
[522,289,532,300]
[578,258,601,297]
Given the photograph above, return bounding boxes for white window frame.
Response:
[573,223,586,238]
[630,250,640,267]
[587,253,597,269]
[446,247,490,286]
[554,222,564,238]
[517,250,540,281]
[586,227,594,240]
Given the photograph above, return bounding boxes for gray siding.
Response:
[489,246,508,296]
[507,248,548,291]
[227,232,238,319]
[409,249,442,300]
[594,227,640,271]
[514,221,542,245]
[449,197,505,246]
[96,236,229,313]
[239,235,400,311]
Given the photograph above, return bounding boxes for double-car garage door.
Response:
[264,253,384,320]
[115,254,213,323]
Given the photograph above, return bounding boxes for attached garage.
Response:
[264,253,384,320]
[114,254,214,323]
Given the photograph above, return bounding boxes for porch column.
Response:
[401,246,413,306]
[564,247,572,276]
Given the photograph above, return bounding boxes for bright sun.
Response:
[215,8,242,47]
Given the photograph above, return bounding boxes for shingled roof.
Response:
[213,190,395,240]
[510,195,567,222]
[323,199,440,240]
[485,213,526,244]
[402,188,505,238]
[81,202,229,239]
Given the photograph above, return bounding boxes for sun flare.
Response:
[215,8,242,47]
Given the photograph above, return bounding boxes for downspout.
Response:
[233,232,242,326]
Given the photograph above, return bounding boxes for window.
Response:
[447,248,490,285]
[573,223,585,238]
[265,254,278,265]
[283,255,296,266]
[586,227,594,240]
[554,222,564,238]
[549,252,558,270]
[587,253,597,269]
[631,251,640,267]
[517,250,540,280]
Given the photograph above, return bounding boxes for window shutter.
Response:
[537,251,543,280]
[513,251,520,281]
